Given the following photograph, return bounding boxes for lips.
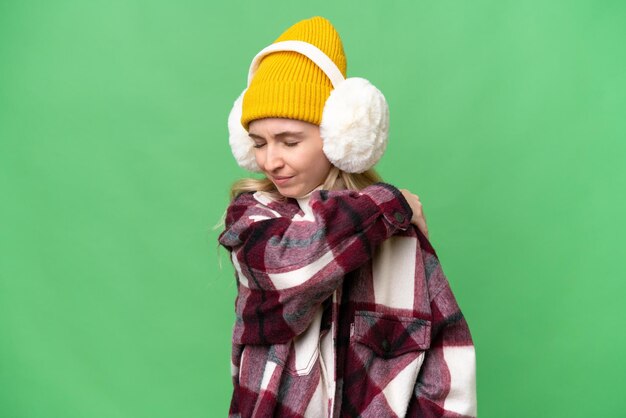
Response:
[271,175,294,185]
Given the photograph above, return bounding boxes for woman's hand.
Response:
[400,189,429,239]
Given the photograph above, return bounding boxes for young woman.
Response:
[219,16,477,418]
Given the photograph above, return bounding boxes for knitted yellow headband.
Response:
[228,16,390,174]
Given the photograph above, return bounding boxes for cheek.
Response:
[254,149,264,166]
[287,149,310,169]
[289,143,330,174]
[317,158,332,178]
[307,151,332,177]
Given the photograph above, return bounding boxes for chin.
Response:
[276,189,298,198]
[275,185,304,199]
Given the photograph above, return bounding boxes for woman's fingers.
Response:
[400,189,429,239]
[415,216,429,239]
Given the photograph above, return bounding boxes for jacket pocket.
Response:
[346,311,431,416]
[352,310,431,358]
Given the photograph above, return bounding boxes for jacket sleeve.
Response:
[408,234,478,417]
[218,183,413,345]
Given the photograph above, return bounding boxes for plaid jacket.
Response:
[218,183,477,417]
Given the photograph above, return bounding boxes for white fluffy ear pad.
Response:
[320,77,390,173]
[227,91,262,172]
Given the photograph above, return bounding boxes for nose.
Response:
[262,142,284,172]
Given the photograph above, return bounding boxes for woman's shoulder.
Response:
[227,190,301,218]
[228,190,285,208]
[225,182,409,223]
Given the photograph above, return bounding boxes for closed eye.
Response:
[252,143,266,149]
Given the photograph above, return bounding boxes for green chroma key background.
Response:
[1,1,624,417]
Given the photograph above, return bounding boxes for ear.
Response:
[228,91,262,172]
[320,77,389,173]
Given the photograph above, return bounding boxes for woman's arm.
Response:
[219,182,413,345]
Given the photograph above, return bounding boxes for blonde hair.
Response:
[229,166,382,201]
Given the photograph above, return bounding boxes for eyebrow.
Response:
[248,131,305,141]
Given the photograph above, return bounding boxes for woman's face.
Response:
[248,118,333,198]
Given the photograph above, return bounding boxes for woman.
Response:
[219,16,477,418]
